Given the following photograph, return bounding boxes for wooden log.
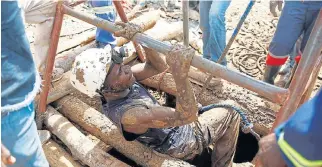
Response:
[43,140,83,167]
[144,20,183,42]
[57,30,96,54]
[55,42,96,73]
[45,106,129,167]
[52,96,194,167]
[116,10,160,46]
[35,72,75,129]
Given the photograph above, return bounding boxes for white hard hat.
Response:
[70,48,112,97]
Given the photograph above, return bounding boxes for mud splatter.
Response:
[76,68,85,84]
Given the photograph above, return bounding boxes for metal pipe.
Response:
[63,5,289,104]
[38,2,64,112]
[113,0,146,62]
[272,10,322,128]
[299,53,322,105]
[192,56,289,103]
[182,0,189,46]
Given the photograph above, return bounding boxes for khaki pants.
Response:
[198,100,241,167]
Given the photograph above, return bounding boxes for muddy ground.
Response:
[25,0,322,166]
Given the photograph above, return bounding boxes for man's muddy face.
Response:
[104,64,135,91]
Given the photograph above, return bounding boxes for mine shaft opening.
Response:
[107,128,259,167]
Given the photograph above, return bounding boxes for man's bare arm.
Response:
[122,106,194,130]
[123,45,198,129]
[131,47,168,81]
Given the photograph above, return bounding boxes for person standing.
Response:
[263,1,322,85]
[199,0,231,66]
[257,89,322,167]
[1,1,49,166]
[89,0,117,48]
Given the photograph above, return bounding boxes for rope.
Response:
[232,47,266,78]
[199,103,261,141]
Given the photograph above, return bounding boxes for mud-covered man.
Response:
[70,42,241,166]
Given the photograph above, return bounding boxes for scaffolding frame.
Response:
[38,1,322,142]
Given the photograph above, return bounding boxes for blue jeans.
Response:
[269,1,322,58]
[1,103,49,167]
[199,0,231,66]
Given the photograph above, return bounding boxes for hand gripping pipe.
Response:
[62,4,289,104]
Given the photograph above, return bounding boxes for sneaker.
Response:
[38,130,51,145]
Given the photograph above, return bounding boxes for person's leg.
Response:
[299,2,322,55]
[264,1,306,85]
[204,0,231,65]
[1,103,49,167]
[275,35,302,88]
[198,100,240,167]
[89,0,116,48]
[199,0,212,60]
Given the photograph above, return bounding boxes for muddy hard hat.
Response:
[70,48,112,98]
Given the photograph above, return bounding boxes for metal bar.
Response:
[182,0,189,46]
[299,53,322,105]
[38,2,65,112]
[113,0,146,62]
[272,10,322,129]
[217,0,255,63]
[63,4,289,104]
[192,56,289,103]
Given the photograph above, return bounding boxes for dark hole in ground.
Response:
[108,148,140,167]
[108,129,259,167]
[188,129,259,167]
[234,130,259,163]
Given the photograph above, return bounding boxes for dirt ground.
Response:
[25,0,322,166]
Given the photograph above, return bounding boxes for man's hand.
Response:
[166,44,194,80]
[257,133,286,167]
[270,0,283,17]
[114,22,143,40]
[1,144,16,167]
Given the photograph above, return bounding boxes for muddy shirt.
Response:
[102,83,201,160]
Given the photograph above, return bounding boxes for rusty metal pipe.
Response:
[299,53,322,105]
[63,5,289,104]
[113,0,146,62]
[182,0,189,46]
[38,2,64,112]
[272,10,322,129]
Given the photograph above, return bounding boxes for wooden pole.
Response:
[45,106,129,167]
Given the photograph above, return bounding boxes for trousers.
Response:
[199,0,231,65]
[1,103,49,167]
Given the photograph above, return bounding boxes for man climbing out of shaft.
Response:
[263,1,322,85]
[70,29,242,166]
